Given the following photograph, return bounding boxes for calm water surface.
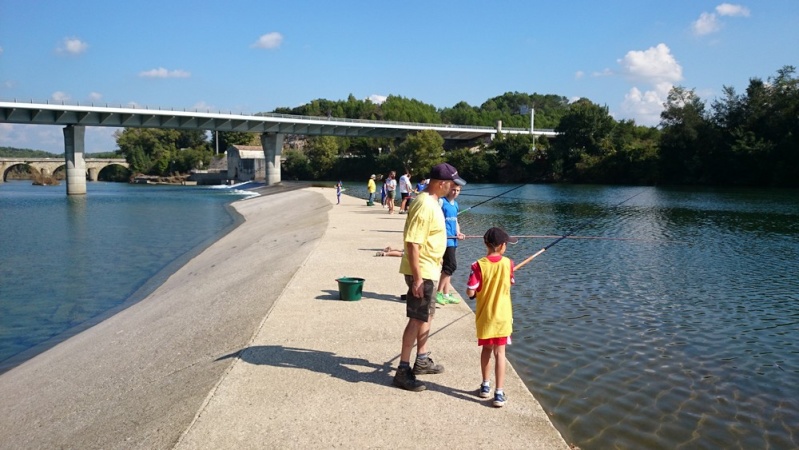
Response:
[0,181,250,372]
[453,185,799,450]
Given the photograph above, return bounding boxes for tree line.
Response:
[19,65,792,187]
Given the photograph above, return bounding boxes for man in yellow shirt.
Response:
[393,163,466,391]
[366,174,376,206]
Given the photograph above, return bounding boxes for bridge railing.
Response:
[1,98,555,134]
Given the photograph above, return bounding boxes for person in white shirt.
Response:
[399,170,412,213]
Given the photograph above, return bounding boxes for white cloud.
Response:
[192,101,214,111]
[139,67,191,78]
[368,94,387,104]
[591,68,613,77]
[716,3,750,17]
[693,3,750,36]
[617,44,683,126]
[574,70,585,80]
[88,92,102,102]
[618,43,683,85]
[57,37,88,55]
[51,91,71,102]
[693,12,721,35]
[252,32,283,49]
[0,46,4,55]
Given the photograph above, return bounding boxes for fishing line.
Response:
[458,184,526,215]
[455,234,682,244]
[515,190,646,270]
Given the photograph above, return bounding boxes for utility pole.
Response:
[530,107,535,151]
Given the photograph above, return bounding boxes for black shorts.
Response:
[401,192,411,200]
[404,275,437,322]
[441,246,457,276]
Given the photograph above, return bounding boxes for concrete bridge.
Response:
[0,157,129,183]
[0,100,556,195]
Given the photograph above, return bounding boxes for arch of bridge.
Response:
[0,159,129,181]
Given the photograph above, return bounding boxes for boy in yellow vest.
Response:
[466,227,518,407]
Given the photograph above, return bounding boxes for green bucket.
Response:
[336,277,365,301]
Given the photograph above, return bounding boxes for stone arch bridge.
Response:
[0,157,129,182]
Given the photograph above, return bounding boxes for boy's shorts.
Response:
[404,275,437,322]
[478,336,511,346]
[441,246,457,276]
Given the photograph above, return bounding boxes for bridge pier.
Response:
[64,125,87,195]
[260,132,283,186]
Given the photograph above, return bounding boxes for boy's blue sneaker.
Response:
[493,391,507,407]
[478,384,491,398]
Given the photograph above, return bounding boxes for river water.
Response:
[1,181,797,449]
[0,181,253,372]
[452,184,799,450]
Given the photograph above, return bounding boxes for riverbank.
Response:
[0,187,568,449]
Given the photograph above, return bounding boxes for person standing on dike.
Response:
[393,162,467,392]
[398,170,412,214]
[436,184,464,304]
[366,174,376,206]
[385,171,397,214]
[466,227,518,407]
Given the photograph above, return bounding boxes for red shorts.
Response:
[478,336,511,346]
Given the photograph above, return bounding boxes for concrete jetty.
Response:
[0,186,569,449]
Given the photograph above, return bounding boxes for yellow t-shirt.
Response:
[367,178,376,193]
[399,192,446,280]
[474,256,513,339]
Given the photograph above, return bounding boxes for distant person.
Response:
[366,174,376,206]
[415,178,428,193]
[336,180,343,205]
[398,170,412,213]
[393,163,466,392]
[436,184,464,304]
[385,171,397,214]
[379,175,387,208]
[465,227,518,407]
[374,245,403,257]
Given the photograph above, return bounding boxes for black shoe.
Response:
[412,353,445,375]
[393,366,426,391]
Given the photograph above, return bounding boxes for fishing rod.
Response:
[454,234,682,244]
[515,190,646,270]
[458,184,526,215]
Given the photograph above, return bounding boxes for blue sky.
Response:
[1,0,797,154]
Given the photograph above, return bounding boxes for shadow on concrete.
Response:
[316,289,403,303]
[216,345,485,404]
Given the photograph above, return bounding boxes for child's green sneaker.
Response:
[444,293,460,304]
[435,292,448,305]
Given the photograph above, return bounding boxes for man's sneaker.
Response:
[393,366,426,392]
[493,391,507,407]
[444,293,460,304]
[435,292,448,305]
[412,354,445,375]
[478,384,491,398]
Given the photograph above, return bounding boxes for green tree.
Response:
[659,86,711,184]
[305,136,339,179]
[551,99,615,181]
[393,130,444,177]
[282,149,313,180]
[115,128,210,175]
